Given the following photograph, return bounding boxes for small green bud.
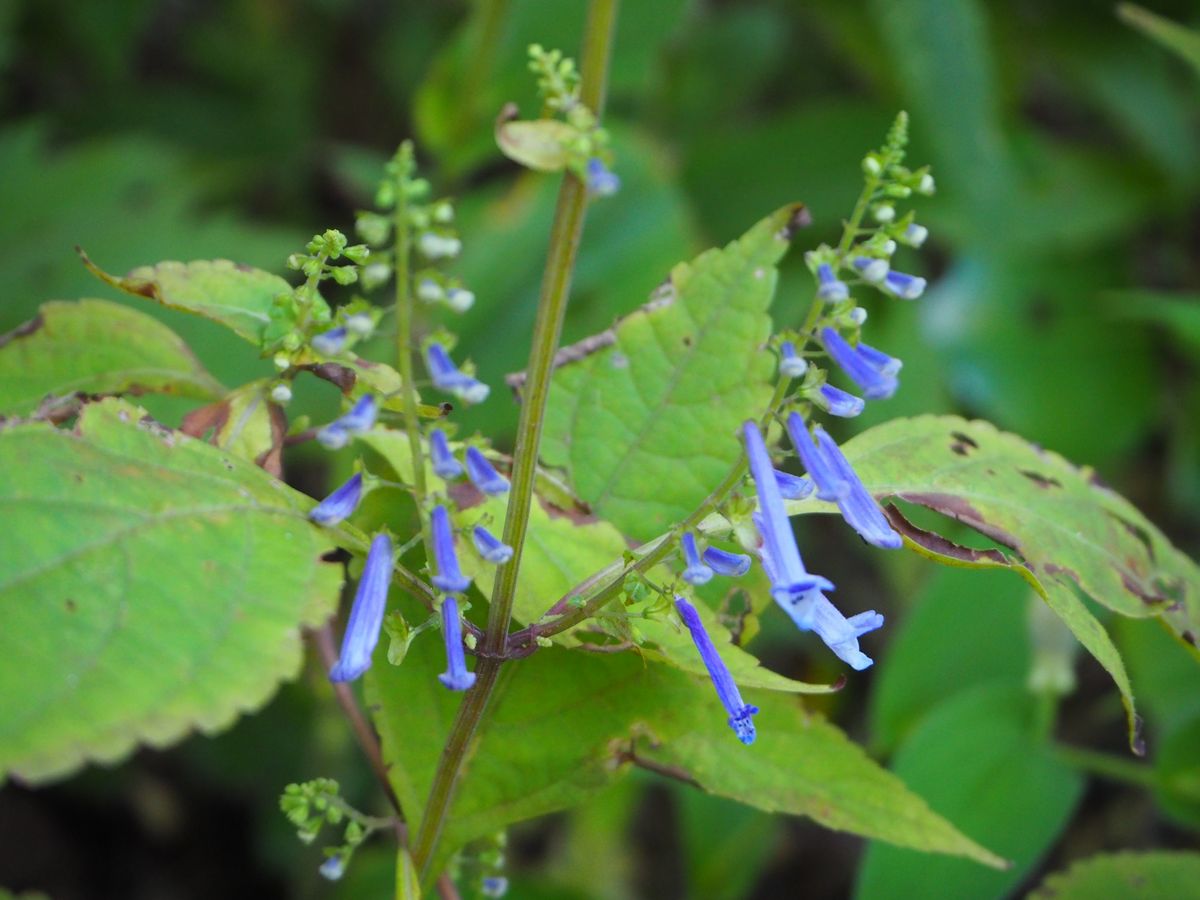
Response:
[286,253,307,270]
[917,173,936,195]
[361,262,391,291]
[872,203,895,223]
[302,259,322,278]
[465,631,478,650]
[330,265,359,286]
[432,201,454,223]
[374,180,396,209]
[344,820,364,844]
[536,636,553,648]
[273,352,291,371]
[282,332,302,351]
[356,212,391,246]
[270,382,293,404]
[322,229,348,258]
[862,155,882,177]
[405,177,431,199]
[343,244,370,264]
[884,184,912,198]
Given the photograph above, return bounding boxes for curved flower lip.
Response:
[816,262,850,301]
[425,342,490,403]
[429,428,463,480]
[778,341,808,379]
[317,394,378,449]
[431,505,472,593]
[310,472,364,526]
[821,327,898,400]
[775,585,883,671]
[774,470,814,500]
[465,447,510,495]
[681,532,714,585]
[438,595,477,692]
[472,525,514,564]
[674,596,757,745]
[817,383,865,418]
[329,533,393,682]
[882,270,927,300]
[312,326,348,356]
[702,546,752,577]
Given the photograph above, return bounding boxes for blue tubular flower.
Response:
[310,473,363,526]
[856,340,903,378]
[821,327,898,400]
[674,596,758,744]
[424,342,490,403]
[852,256,889,283]
[816,383,865,418]
[681,532,714,585]
[742,421,833,602]
[778,341,807,379]
[789,413,850,501]
[776,586,883,670]
[465,447,509,495]
[702,546,752,577]
[816,263,850,301]
[329,533,393,682]
[316,394,378,448]
[903,223,928,247]
[882,270,927,300]
[312,326,348,355]
[472,525,513,564]
[811,426,902,549]
[429,428,463,480]
[431,505,472,593]
[319,854,346,881]
[774,469,814,500]
[585,158,620,197]
[438,596,477,691]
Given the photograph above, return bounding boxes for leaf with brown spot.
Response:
[182,380,287,477]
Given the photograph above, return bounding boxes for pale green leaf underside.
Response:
[0,399,341,783]
[542,205,805,541]
[0,299,224,415]
[83,255,292,346]
[1030,851,1200,899]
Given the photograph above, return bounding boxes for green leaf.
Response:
[0,399,340,783]
[0,299,224,415]
[81,254,293,347]
[368,634,998,879]
[180,379,287,476]
[855,685,1082,899]
[542,204,806,541]
[1119,5,1200,79]
[836,414,1200,749]
[1153,714,1200,831]
[1030,851,1200,899]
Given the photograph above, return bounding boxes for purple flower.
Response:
[852,256,889,283]
[776,586,884,671]
[778,341,807,379]
[431,505,472,593]
[821,327,899,400]
[329,533,393,682]
[702,546,752,577]
[681,532,714,585]
[472,525,513,564]
[319,854,346,881]
[816,263,850,301]
[312,326,348,356]
[674,596,758,744]
[309,473,363,526]
[317,394,378,449]
[424,342,490,403]
[465,447,509,495]
[429,428,463,480]
[438,596,477,691]
[816,383,864,418]
[742,421,834,602]
[786,413,901,550]
[775,470,814,500]
[585,158,620,197]
[882,270,926,300]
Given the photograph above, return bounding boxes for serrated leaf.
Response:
[0,299,224,415]
[0,399,341,783]
[855,685,1081,898]
[1030,851,1200,899]
[367,634,996,881]
[543,204,807,541]
[82,254,292,346]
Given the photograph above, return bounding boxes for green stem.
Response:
[837,175,880,258]
[1056,744,1158,788]
[394,151,428,509]
[409,0,619,884]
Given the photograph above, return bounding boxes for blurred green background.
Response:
[2,0,1199,897]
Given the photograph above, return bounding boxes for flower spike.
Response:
[310,473,363,526]
[465,447,510,495]
[424,342,490,404]
[778,341,808,379]
[674,596,758,745]
[742,421,834,602]
[312,326,348,356]
[431,505,472,593]
[816,383,865,418]
[438,596,477,691]
[329,533,393,682]
[429,428,463,480]
[702,546,752,577]
[472,525,513,564]
[681,532,714,585]
[317,394,378,449]
[821,327,898,400]
[816,263,850,301]
[882,270,926,300]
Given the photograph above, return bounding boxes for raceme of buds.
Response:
[438,596,477,692]
[329,533,393,682]
[431,505,472,593]
[309,473,364,526]
[816,263,850,302]
[702,546,752,577]
[465,447,510,495]
[317,394,378,449]
[472,525,514,564]
[424,342,490,404]
[821,328,899,400]
[674,596,758,745]
[429,428,463,479]
[778,341,808,379]
[681,532,714,586]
